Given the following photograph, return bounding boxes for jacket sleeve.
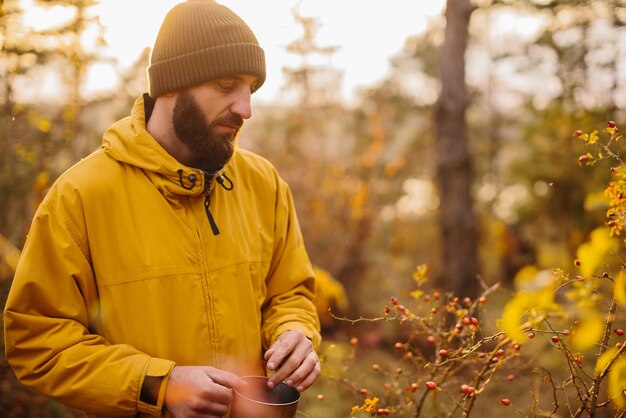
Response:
[261,178,322,350]
[3,195,175,416]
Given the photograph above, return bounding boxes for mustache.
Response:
[211,113,244,130]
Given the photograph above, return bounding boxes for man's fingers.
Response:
[204,367,246,390]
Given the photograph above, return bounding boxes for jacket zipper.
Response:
[203,172,220,235]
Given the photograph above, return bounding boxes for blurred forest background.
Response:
[1,0,626,416]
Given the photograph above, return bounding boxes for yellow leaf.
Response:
[500,292,532,343]
[409,289,424,301]
[571,313,604,351]
[616,270,626,307]
[576,227,617,277]
[608,356,626,408]
[595,347,618,376]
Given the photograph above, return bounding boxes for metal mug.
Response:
[230,375,300,418]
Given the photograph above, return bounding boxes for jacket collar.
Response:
[102,95,229,197]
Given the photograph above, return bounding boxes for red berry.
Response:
[424,294,431,303]
[460,384,475,395]
[316,394,325,401]
[506,374,515,381]
[462,317,471,325]
[552,336,560,343]
[478,296,487,304]
[425,381,437,390]
[615,329,624,336]
[501,398,511,406]
[528,332,535,339]
[409,383,418,392]
[394,342,404,350]
[350,337,359,346]
[575,129,583,136]
[471,317,479,326]
[609,120,617,128]
[390,296,398,305]
[431,307,439,314]
[427,336,436,345]
[496,349,505,357]
[434,291,441,301]
[358,388,369,395]
[377,408,391,415]
[384,306,390,315]
[579,155,589,162]
[439,349,448,357]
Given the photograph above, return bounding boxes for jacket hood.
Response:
[101,95,226,197]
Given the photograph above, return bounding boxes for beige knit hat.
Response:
[147,0,266,97]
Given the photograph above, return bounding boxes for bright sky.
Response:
[20,0,446,103]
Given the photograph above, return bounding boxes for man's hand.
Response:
[164,365,246,418]
[264,330,320,392]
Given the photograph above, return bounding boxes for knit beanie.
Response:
[147,0,266,97]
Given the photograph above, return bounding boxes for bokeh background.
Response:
[2,0,626,416]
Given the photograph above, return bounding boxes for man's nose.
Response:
[230,91,252,120]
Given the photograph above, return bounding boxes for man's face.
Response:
[172,75,256,173]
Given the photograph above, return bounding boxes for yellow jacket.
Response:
[3,96,321,417]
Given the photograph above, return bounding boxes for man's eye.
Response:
[217,82,235,92]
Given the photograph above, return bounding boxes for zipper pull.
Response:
[204,192,220,235]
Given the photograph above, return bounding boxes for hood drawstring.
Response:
[216,173,234,191]
[177,169,197,190]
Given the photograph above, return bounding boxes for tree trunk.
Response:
[434,0,478,298]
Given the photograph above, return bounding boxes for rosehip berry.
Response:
[496,349,505,357]
[434,291,441,301]
[384,306,390,315]
[609,120,617,128]
[528,332,535,339]
[425,381,437,390]
[427,335,436,345]
[424,294,431,303]
[316,394,325,401]
[377,408,391,415]
[471,317,479,326]
[479,296,487,304]
[575,129,583,136]
[462,317,471,325]
[409,382,418,392]
[463,297,472,306]
[394,342,404,350]
[579,155,589,163]
[350,337,359,346]
[552,336,560,343]
[459,384,474,395]
[431,307,439,314]
[390,296,398,305]
[616,329,624,336]
[439,349,448,357]
[371,363,381,371]
[501,398,511,406]
[358,388,369,395]
[506,374,515,381]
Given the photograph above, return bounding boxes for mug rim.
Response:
[234,375,301,407]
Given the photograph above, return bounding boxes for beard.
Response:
[172,89,243,173]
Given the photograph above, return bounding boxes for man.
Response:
[3,1,321,417]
